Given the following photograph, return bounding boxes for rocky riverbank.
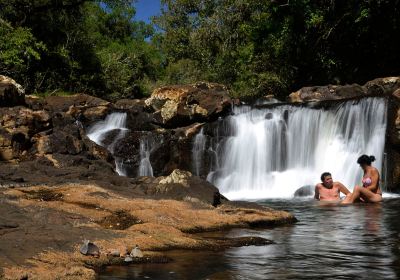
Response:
[2,74,400,279]
[0,180,295,280]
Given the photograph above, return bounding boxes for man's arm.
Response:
[314,185,320,200]
[337,182,351,195]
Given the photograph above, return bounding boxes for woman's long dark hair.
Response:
[357,155,376,166]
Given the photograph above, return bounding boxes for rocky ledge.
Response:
[288,76,400,103]
[0,178,295,280]
[0,74,295,280]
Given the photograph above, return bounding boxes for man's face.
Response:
[322,175,333,187]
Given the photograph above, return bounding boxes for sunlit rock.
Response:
[145,82,233,127]
[0,75,25,107]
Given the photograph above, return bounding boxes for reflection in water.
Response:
[98,250,234,279]
[97,199,400,280]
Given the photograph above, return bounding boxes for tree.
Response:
[155,0,400,99]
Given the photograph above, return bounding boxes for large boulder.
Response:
[145,82,233,128]
[0,107,51,160]
[132,169,226,206]
[364,77,400,96]
[0,93,117,165]
[107,122,204,178]
[385,88,400,192]
[0,76,25,107]
[294,185,314,197]
[114,98,155,131]
[289,77,400,103]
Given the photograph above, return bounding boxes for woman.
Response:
[342,155,382,204]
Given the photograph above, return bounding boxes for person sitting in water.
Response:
[314,172,351,201]
[342,155,383,204]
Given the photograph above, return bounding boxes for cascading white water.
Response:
[192,128,206,176]
[203,98,387,200]
[86,112,128,176]
[138,138,153,177]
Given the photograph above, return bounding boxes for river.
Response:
[97,197,400,279]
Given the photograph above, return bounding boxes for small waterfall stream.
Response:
[87,112,156,177]
[86,113,128,176]
[138,137,154,177]
[196,97,387,200]
[192,128,207,176]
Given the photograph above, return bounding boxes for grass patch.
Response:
[96,210,142,230]
[21,189,63,201]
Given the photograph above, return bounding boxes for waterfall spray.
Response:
[86,113,128,176]
[138,137,154,177]
[197,98,387,200]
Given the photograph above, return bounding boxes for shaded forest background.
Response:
[1,0,399,100]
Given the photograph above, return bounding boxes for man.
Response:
[314,172,351,201]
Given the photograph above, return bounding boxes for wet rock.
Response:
[294,185,314,197]
[385,88,400,191]
[114,98,155,131]
[124,256,133,262]
[204,236,274,250]
[212,191,222,207]
[80,240,100,257]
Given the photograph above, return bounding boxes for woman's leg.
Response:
[358,187,383,202]
[342,186,382,204]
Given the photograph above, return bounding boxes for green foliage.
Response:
[84,1,164,99]
[162,59,204,85]
[0,21,46,82]
[0,0,399,100]
[156,0,400,99]
[0,0,162,99]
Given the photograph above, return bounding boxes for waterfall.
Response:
[199,97,387,200]
[192,128,206,176]
[138,137,153,177]
[86,113,128,176]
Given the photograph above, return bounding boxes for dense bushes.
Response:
[1,0,399,100]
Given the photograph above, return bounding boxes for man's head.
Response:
[320,172,333,187]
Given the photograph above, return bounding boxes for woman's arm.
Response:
[365,169,379,192]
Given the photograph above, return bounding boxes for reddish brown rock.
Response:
[145,82,233,128]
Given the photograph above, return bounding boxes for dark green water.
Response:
[97,198,400,279]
